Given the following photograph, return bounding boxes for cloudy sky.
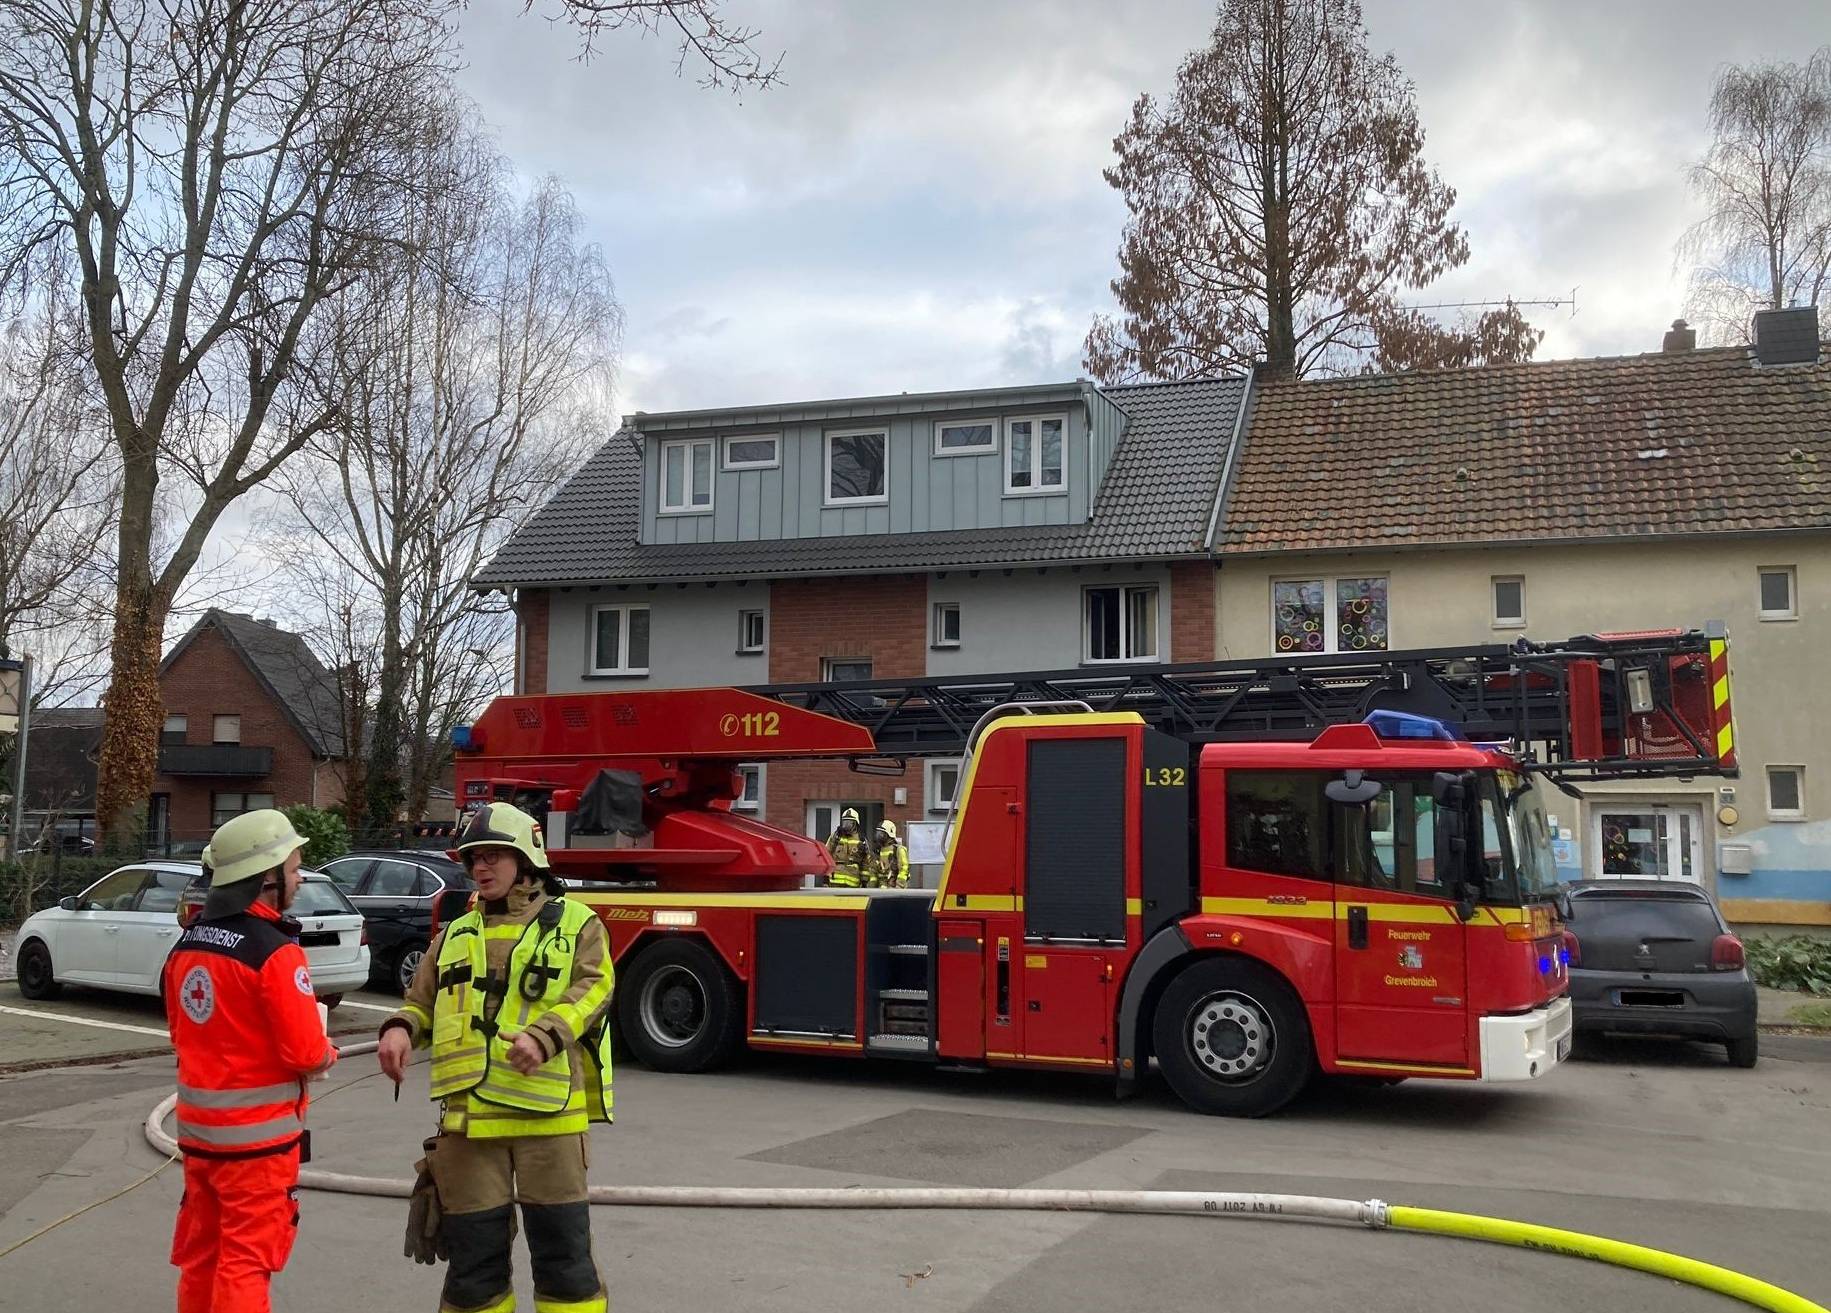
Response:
[442,1,1828,419]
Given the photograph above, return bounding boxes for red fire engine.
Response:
[449,627,1736,1116]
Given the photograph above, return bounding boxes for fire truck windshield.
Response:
[1478,771,1560,903]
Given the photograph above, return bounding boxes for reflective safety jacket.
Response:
[162,902,336,1158]
[870,840,909,888]
[826,831,869,887]
[421,894,614,1139]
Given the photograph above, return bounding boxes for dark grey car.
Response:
[321,850,473,994]
[1564,880,1758,1067]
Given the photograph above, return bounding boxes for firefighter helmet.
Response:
[876,819,898,840]
[456,801,550,870]
[840,807,861,823]
[203,809,308,888]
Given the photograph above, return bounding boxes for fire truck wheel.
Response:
[1152,958,1312,1117]
[617,939,744,1073]
[16,940,61,1000]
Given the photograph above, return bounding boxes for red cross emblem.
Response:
[179,965,215,1023]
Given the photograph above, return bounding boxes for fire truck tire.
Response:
[617,939,744,1073]
[1152,958,1312,1117]
[16,940,61,1000]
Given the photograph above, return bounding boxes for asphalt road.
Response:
[0,1003,1826,1313]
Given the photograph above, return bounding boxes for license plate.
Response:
[1555,1035,1571,1063]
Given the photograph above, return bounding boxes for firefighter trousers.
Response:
[171,1146,301,1313]
[426,1130,606,1313]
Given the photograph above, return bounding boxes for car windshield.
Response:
[291,878,358,918]
[1504,780,1560,901]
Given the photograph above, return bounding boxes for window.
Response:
[825,428,888,504]
[1492,576,1525,628]
[1759,566,1797,620]
[161,715,187,745]
[934,417,997,455]
[1768,766,1805,820]
[1005,413,1066,493]
[322,858,372,890]
[661,439,713,513]
[823,657,873,682]
[1084,584,1159,663]
[290,879,358,918]
[738,610,766,654]
[1224,771,1328,879]
[1339,779,1450,895]
[212,714,241,745]
[211,792,275,827]
[927,759,961,813]
[722,434,779,470]
[79,868,148,911]
[1273,576,1389,653]
[366,859,427,898]
[932,601,961,648]
[734,764,762,811]
[133,870,192,914]
[590,604,651,675]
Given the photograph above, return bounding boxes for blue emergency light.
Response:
[451,725,473,751]
[1362,710,1461,742]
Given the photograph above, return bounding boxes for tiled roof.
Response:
[161,610,347,758]
[472,378,1247,586]
[1220,345,1831,554]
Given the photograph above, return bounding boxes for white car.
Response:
[13,862,370,1007]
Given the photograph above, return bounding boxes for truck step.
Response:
[878,988,929,1001]
[885,943,929,956]
[867,1033,931,1054]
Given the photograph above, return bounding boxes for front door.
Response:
[1333,778,1470,1069]
[1592,805,1704,883]
[61,867,151,984]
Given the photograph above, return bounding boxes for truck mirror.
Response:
[1325,769,1383,806]
[1431,770,1472,806]
[1455,882,1479,922]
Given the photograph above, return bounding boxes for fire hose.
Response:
[123,1039,1830,1313]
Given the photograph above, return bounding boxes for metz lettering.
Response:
[1383,974,1440,988]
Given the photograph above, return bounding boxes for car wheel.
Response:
[321,994,343,1011]
[615,938,744,1074]
[395,941,429,995]
[1726,1035,1758,1068]
[1151,957,1314,1117]
[17,940,62,1000]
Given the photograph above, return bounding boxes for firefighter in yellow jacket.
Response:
[378,802,614,1313]
[867,819,910,888]
[824,807,870,888]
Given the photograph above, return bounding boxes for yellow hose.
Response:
[1388,1207,1827,1313]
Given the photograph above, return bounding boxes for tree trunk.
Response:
[94,578,168,853]
[364,587,408,843]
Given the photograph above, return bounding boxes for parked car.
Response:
[1563,879,1758,1067]
[13,861,369,1007]
[318,850,474,994]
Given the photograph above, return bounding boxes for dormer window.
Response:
[825,428,888,505]
[662,439,713,513]
[1006,414,1066,494]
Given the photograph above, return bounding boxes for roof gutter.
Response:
[1202,363,1257,553]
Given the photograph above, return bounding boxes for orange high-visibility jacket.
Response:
[163,902,336,1157]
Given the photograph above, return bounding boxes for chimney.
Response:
[1753,305,1820,367]
[1661,319,1695,352]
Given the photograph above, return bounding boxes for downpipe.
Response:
[139,1042,1825,1313]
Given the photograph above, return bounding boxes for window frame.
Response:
[932,416,998,457]
[721,433,780,471]
[738,609,766,655]
[588,603,652,677]
[734,763,762,812]
[1003,412,1068,496]
[1271,574,1391,654]
[211,791,275,827]
[1758,565,1797,621]
[823,426,890,507]
[1082,583,1160,665]
[926,759,961,814]
[1491,575,1526,629]
[659,438,715,514]
[932,601,961,649]
[162,714,187,745]
[822,657,874,683]
[212,714,241,745]
[1767,765,1805,821]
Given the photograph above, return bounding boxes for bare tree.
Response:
[0,0,464,845]
[277,97,618,837]
[1084,0,1538,382]
[1681,49,1831,344]
[534,0,782,91]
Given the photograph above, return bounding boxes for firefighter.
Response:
[823,807,870,888]
[378,801,614,1313]
[163,809,338,1313]
[868,819,910,889]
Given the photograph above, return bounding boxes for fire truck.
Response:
[449,626,1736,1116]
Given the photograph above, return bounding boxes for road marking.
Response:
[334,1000,399,1014]
[0,1004,169,1037]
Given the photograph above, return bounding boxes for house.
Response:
[151,609,348,851]
[1214,306,1831,933]
[473,379,1248,856]
[18,706,105,850]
